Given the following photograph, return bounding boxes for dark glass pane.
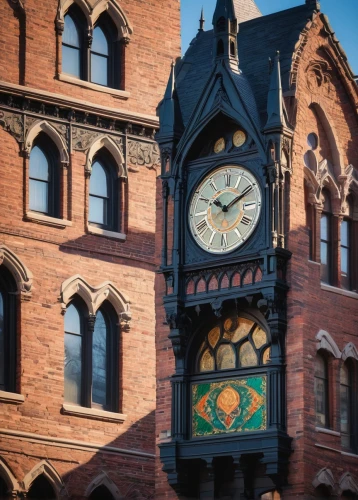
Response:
[340,384,349,433]
[29,145,49,181]
[90,162,108,196]
[0,293,4,390]
[62,45,81,78]
[92,26,109,55]
[64,333,82,404]
[92,310,107,406]
[314,376,327,427]
[91,54,108,86]
[63,14,80,47]
[89,196,107,225]
[27,475,56,499]
[89,485,115,500]
[315,355,326,378]
[0,476,7,497]
[65,304,81,336]
[29,179,48,214]
[341,220,349,247]
[307,133,318,150]
[341,247,349,275]
[320,215,328,241]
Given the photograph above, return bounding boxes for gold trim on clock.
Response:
[233,130,246,148]
[214,137,225,154]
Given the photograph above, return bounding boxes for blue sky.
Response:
[181,0,358,75]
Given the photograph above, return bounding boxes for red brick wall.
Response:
[285,14,358,497]
[0,0,180,496]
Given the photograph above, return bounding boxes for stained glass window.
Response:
[314,353,329,428]
[197,315,269,373]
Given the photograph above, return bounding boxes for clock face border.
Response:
[188,165,262,254]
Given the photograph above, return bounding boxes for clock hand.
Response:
[226,185,253,210]
[212,199,223,208]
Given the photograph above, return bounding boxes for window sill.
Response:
[62,403,126,423]
[25,211,72,228]
[87,224,126,241]
[58,73,130,100]
[316,427,341,437]
[320,283,358,300]
[0,390,25,404]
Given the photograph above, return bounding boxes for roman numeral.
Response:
[209,180,218,192]
[209,231,216,245]
[241,215,252,226]
[196,219,208,236]
[221,233,228,247]
[243,201,256,211]
[225,174,231,187]
[199,196,210,203]
[195,210,207,217]
[234,176,242,189]
[234,228,242,239]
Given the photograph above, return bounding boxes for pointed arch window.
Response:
[27,475,56,499]
[341,196,353,290]
[89,155,119,231]
[62,10,83,78]
[340,361,353,450]
[315,352,329,428]
[320,189,332,285]
[91,25,109,86]
[0,266,17,394]
[64,300,119,411]
[29,135,59,217]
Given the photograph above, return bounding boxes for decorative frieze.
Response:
[127,139,160,171]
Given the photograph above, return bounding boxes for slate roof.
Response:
[176,3,313,127]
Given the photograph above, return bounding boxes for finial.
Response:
[199,7,205,32]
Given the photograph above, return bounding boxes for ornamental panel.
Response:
[192,376,267,437]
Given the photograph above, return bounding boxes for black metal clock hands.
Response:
[225,185,253,211]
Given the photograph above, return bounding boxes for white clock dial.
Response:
[189,166,261,254]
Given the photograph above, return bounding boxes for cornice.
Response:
[0,80,159,128]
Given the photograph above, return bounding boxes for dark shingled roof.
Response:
[176,3,313,127]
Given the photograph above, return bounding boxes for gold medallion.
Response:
[214,137,225,154]
[233,130,246,148]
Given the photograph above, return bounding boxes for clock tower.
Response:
[155,0,294,497]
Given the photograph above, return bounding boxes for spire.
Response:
[199,7,205,32]
[212,0,239,70]
[157,61,183,141]
[264,51,284,130]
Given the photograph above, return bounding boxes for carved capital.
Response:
[128,139,160,171]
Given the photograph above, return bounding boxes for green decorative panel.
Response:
[192,376,266,437]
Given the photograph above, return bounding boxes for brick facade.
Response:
[0,0,180,498]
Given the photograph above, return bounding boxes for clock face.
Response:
[189,166,261,254]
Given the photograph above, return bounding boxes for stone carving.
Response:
[339,473,358,495]
[0,111,24,143]
[128,139,160,170]
[306,60,332,93]
[338,164,355,213]
[0,245,33,299]
[72,128,102,151]
[312,468,335,491]
[316,330,341,359]
[341,342,358,362]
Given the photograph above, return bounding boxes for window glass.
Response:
[315,354,328,427]
[340,363,351,449]
[92,26,109,55]
[341,219,351,289]
[0,292,4,390]
[64,304,82,405]
[89,161,109,226]
[92,310,107,407]
[29,145,50,214]
[91,26,109,86]
[62,14,81,78]
[320,212,331,284]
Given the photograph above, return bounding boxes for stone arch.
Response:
[86,135,126,178]
[56,0,133,41]
[309,102,345,179]
[0,245,33,297]
[24,120,69,164]
[60,274,131,323]
[22,460,67,499]
[341,342,358,362]
[339,473,358,495]
[0,457,20,496]
[316,330,341,359]
[312,467,335,492]
[85,472,122,499]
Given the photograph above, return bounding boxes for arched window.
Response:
[89,156,118,231]
[91,25,109,86]
[29,135,59,217]
[64,300,118,411]
[341,197,353,290]
[89,485,115,500]
[320,189,332,284]
[64,302,83,405]
[340,362,353,450]
[0,266,17,393]
[196,315,271,373]
[0,476,8,497]
[315,353,329,428]
[62,10,83,78]
[27,475,56,499]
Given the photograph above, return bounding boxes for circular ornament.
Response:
[233,130,246,148]
[214,137,225,154]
